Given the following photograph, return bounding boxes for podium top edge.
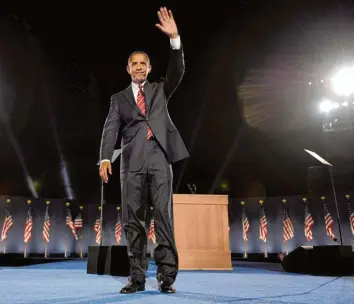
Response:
[173,194,229,197]
[173,194,229,205]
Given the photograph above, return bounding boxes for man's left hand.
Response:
[155,7,178,39]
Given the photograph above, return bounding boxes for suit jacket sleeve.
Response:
[164,43,185,101]
[99,94,120,162]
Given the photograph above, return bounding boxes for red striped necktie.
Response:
[137,84,153,139]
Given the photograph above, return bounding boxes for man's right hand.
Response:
[99,161,112,183]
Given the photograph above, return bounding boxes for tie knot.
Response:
[138,84,143,91]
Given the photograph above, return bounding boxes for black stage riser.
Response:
[0,253,75,266]
[87,245,130,276]
[281,245,354,276]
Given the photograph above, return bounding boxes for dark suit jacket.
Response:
[99,44,189,173]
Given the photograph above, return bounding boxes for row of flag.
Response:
[0,203,157,246]
[2,196,352,252]
[240,197,354,245]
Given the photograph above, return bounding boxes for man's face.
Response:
[127,53,151,84]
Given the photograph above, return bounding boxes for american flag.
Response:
[115,215,122,244]
[148,219,156,244]
[304,203,314,241]
[323,201,335,239]
[242,205,250,242]
[66,208,78,240]
[1,207,13,242]
[283,208,295,242]
[42,206,50,243]
[74,213,83,229]
[348,200,354,235]
[259,206,267,242]
[24,207,33,243]
[94,218,101,244]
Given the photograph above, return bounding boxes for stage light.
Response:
[342,102,349,107]
[319,99,334,112]
[331,67,355,96]
[309,82,312,85]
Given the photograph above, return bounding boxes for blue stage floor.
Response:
[0,260,353,304]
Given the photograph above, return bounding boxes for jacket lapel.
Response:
[122,85,142,116]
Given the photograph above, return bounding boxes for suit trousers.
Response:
[120,138,178,285]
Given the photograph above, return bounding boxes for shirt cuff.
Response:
[101,159,111,163]
[170,36,181,50]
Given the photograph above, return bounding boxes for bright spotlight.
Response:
[331,67,355,96]
[342,101,349,107]
[319,99,334,112]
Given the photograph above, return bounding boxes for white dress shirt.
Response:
[101,36,181,164]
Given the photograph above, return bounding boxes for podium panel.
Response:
[173,194,232,270]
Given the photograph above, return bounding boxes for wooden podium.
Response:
[173,194,232,270]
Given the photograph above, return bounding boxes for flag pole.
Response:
[44,200,50,258]
[264,241,268,258]
[64,202,70,258]
[24,199,32,258]
[2,198,11,254]
[116,206,121,245]
[303,198,311,243]
[243,239,247,258]
[241,201,247,258]
[345,194,353,235]
[282,199,289,255]
[79,237,83,259]
[304,197,308,244]
[79,239,83,259]
[259,200,267,258]
[285,241,289,255]
[96,149,122,247]
[79,205,84,259]
[98,206,102,245]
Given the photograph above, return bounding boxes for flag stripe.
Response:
[148,219,156,244]
[259,206,267,242]
[42,207,50,243]
[94,218,101,244]
[283,208,295,242]
[1,208,13,241]
[115,212,122,244]
[323,201,336,239]
[66,208,78,240]
[24,208,33,243]
[348,200,354,235]
[242,206,250,242]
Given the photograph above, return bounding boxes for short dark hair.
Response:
[127,51,150,65]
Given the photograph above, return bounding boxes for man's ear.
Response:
[126,65,130,74]
[147,65,152,73]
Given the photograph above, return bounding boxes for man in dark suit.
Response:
[99,7,189,294]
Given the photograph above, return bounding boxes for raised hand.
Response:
[155,7,178,39]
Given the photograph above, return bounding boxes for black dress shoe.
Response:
[120,281,145,294]
[158,282,176,293]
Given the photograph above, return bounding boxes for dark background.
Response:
[0,0,353,205]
